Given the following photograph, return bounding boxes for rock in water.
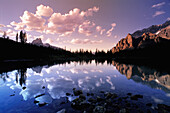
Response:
[93,106,106,113]
[73,90,83,96]
[56,109,66,113]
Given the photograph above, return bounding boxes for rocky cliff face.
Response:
[157,25,170,39]
[112,33,135,53]
[112,21,170,54]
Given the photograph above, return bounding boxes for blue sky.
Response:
[0,0,170,51]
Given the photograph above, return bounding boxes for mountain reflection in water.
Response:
[112,60,170,93]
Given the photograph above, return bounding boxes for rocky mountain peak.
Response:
[32,38,43,46]
[112,21,170,54]
[132,20,170,38]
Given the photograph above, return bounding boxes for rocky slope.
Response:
[112,21,170,57]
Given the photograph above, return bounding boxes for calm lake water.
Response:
[0,60,170,113]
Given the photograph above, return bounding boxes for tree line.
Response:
[72,49,113,59]
[2,30,27,43]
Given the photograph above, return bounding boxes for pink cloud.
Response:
[152,11,165,17]
[78,20,95,36]
[6,29,17,37]
[10,21,25,30]
[0,24,5,27]
[84,6,99,16]
[20,11,46,32]
[96,25,106,35]
[11,11,46,32]
[152,2,165,8]
[46,8,84,35]
[100,29,106,35]
[47,7,99,36]
[70,38,103,44]
[36,4,53,17]
[9,5,101,37]
[96,26,102,32]
[106,23,116,37]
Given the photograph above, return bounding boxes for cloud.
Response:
[45,38,53,44]
[152,2,165,8]
[6,25,12,28]
[96,26,102,32]
[36,4,53,17]
[167,17,170,21]
[9,5,101,37]
[96,26,106,35]
[78,20,95,36]
[47,8,83,35]
[0,29,4,36]
[20,11,46,32]
[84,6,99,16]
[70,38,103,44]
[152,11,165,17]
[106,23,116,37]
[11,11,46,32]
[0,24,5,27]
[47,6,99,36]
[6,29,17,37]
[10,21,25,30]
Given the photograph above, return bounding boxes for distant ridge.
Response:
[132,20,170,38]
[112,21,170,60]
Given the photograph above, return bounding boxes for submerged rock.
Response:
[157,104,170,112]
[66,93,71,96]
[79,94,86,100]
[38,102,47,107]
[119,108,127,113]
[127,93,132,96]
[146,103,152,107]
[22,86,26,90]
[56,109,66,113]
[10,94,15,96]
[88,98,97,103]
[93,106,106,113]
[130,94,143,100]
[73,90,83,96]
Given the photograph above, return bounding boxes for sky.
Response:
[0,0,170,52]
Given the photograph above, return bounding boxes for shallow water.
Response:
[0,60,169,113]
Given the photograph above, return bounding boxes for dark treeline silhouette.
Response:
[71,49,113,60]
[0,30,113,62]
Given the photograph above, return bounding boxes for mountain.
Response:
[112,21,170,60]
[157,25,170,39]
[132,20,170,38]
[32,38,62,50]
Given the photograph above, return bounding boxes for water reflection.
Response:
[0,68,27,87]
[0,60,170,112]
[112,60,170,93]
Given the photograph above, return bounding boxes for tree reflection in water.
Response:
[1,68,27,86]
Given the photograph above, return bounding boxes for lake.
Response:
[0,60,169,113]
